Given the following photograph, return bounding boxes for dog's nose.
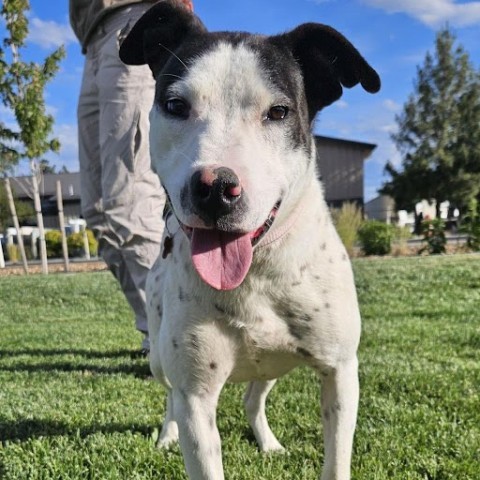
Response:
[191,167,243,221]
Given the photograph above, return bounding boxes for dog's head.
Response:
[120,2,380,290]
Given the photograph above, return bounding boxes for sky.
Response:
[1,0,480,201]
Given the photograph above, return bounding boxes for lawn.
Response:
[0,255,479,479]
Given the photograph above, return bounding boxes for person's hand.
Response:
[179,0,193,12]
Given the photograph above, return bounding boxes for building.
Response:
[9,172,81,229]
[364,195,397,223]
[315,135,376,209]
[7,135,377,228]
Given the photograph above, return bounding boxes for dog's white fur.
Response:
[145,39,361,480]
[118,3,380,478]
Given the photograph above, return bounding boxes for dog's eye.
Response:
[266,105,289,121]
[164,98,190,119]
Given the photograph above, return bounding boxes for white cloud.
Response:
[37,123,80,173]
[362,0,480,28]
[28,17,76,50]
[382,99,401,112]
[335,100,349,109]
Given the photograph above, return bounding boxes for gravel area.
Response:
[0,259,108,276]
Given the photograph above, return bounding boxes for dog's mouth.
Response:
[178,201,281,291]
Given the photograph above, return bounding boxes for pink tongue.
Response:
[191,229,253,290]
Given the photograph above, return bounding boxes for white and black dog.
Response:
[120,3,379,479]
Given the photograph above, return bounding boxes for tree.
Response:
[0,0,65,273]
[39,159,57,174]
[0,179,34,230]
[382,28,480,218]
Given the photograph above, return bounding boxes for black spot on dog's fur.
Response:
[297,347,313,358]
[190,334,200,350]
[209,362,217,370]
[179,287,191,302]
[214,303,226,314]
[300,313,313,322]
[287,322,311,340]
[172,338,178,349]
[214,303,236,317]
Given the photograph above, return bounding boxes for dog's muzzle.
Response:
[163,170,282,291]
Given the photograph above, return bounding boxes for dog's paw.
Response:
[155,422,179,449]
[156,436,179,449]
[260,439,285,454]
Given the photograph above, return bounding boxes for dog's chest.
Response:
[216,285,324,383]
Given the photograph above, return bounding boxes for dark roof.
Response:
[315,135,377,152]
[10,172,81,200]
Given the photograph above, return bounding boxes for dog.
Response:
[120,3,380,479]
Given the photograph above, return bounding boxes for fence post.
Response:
[56,180,70,272]
[0,238,4,268]
[4,178,29,274]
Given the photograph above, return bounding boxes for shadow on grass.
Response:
[0,347,153,378]
[0,418,154,443]
[0,348,140,359]
[0,361,152,378]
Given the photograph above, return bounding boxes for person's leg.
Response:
[77,46,104,235]
[96,9,165,344]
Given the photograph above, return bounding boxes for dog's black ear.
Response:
[119,1,207,76]
[272,23,380,120]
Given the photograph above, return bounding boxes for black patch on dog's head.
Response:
[120,1,380,143]
[119,1,207,77]
[120,1,380,124]
[270,23,381,121]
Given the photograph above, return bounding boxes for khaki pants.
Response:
[77,5,164,335]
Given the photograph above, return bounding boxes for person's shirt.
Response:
[69,0,155,52]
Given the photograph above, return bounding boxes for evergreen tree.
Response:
[382,28,480,217]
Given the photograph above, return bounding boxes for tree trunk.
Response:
[30,160,48,274]
[56,180,70,272]
[4,178,29,274]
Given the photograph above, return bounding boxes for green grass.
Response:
[1,255,479,479]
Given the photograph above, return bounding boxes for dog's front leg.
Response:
[320,357,359,480]
[156,390,179,448]
[173,387,224,480]
[244,380,284,452]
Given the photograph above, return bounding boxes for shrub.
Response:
[331,202,363,256]
[45,230,63,258]
[459,199,480,251]
[6,243,20,263]
[391,225,412,256]
[67,229,98,257]
[419,218,446,254]
[358,220,393,256]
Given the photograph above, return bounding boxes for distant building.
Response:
[315,135,376,209]
[364,195,397,224]
[9,172,81,229]
[7,135,377,229]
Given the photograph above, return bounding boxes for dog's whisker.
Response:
[173,148,193,162]
[157,73,185,81]
[158,42,189,71]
